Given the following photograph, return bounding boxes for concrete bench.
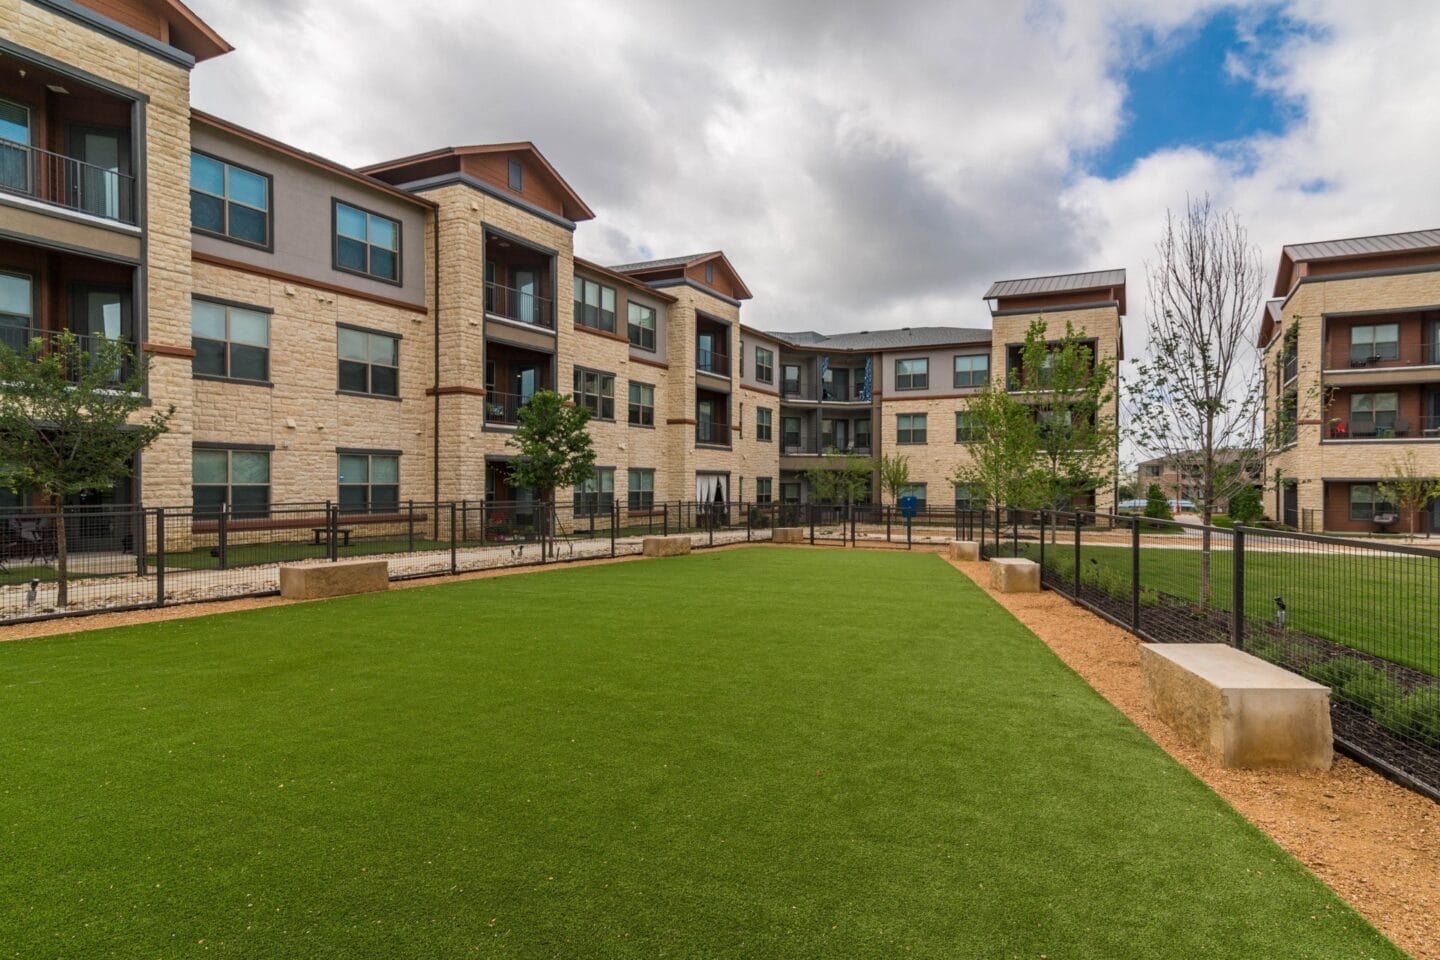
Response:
[279,559,390,600]
[949,540,980,561]
[642,536,692,557]
[772,527,805,544]
[1140,643,1333,770]
[988,557,1039,592]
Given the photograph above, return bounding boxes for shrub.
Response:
[1211,515,1235,529]
[1143,484,1172,521]
[1341,671,1401,714]
[1375,687,1440,746]
[1228,486,1264,525]
[1306,656,1380,691]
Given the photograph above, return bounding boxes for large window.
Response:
[954,484,977,511]
[190,152,270,247]
[0,270,32,349]
[192,299,269,382]
[338,452,399,513]
[627,301,656,349]
[899,483,928,511]
[574,368,615,420]
[334,201,400,283]
[953,353,989,388]
[0,98,32,194]
[338,326,399,397]
[756,407,773,442]
[755,346,774,384]
[192,447,270,518]
[628,381,655,426]
[627,468,655,511]
[895,357,929,390]
[1350,392,1399,434]
[1349,484,1395,521]
[573,278,616,333]
[756,477,773,504]
[1350,323,1400,364]
[897,413,927,444]
[574,467,614,516]
[955,411,984,443]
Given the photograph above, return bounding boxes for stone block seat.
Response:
[279,559,390,600]
[642,536,692,557]
[772,527,805,544]
[949,540,980,561]
[988,557,1039,592]
[1140,643,1333,770]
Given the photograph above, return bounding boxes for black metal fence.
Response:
[976,509,1440,802]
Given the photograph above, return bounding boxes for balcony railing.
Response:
[1326,340,1440,371]
[0,325,135,381]
[695,420,731,446]
[696,344,729,376]
[821,380,867,402]
[0,137,137,225]
[484,390,542,425]
[1282,352,1298,383]
[781,377,808,399]
[485,281,553,329]
[1328,415,1440,440]
[781,436,872,456]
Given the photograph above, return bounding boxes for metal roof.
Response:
[764,326,991,352]
[609,252,715,273]
[1281,229,1440,262]
[983,269,1126,300]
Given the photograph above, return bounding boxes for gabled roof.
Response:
[765,326,992,352]
[609,250,754,300]
[984,269,1127,313]
[573,257,677,303]
[361,143,595,221]
[1257,298,1286,348]
[153,0,232,60]
[1273,228,1440,296]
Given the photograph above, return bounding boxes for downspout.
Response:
[432,208,441,505]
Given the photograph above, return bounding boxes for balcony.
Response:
[1325,339,1440,371]
[781,435,871,456]
[697,343,730,376]
[695,420,731,446]
[485,281,553,329]
[0,326,136,381]
[821,377,868,403]
[0,139,137,225]
[1328,416,1440,440]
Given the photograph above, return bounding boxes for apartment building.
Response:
[1135,451,1262,507]
[0,0,1125,533]
[1261,228,1440,533]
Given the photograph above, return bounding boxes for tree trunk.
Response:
[52,494,68,607]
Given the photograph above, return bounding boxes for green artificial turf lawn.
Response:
[0,548,1405,959]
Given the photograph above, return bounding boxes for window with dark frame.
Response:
[573,367,615,420]
[627,468,655,511]
[192,447,270,518]
[191,299,269,382]
[756,407,773,441]
[338,453,399,513]
[756,477,773,504]
[755,345,774,383]
[334,201,400,283]
[627,301,656,349]
[628,381,655,426]
[190,151,270,247]
[895,357,929,390]
[338,326,399,397]
[1349,323,1400,364]
[1349,484,1395,521]
[954,484,977,511]
[507,157,523,191]
[573,277,617,333]
[574,467,614,517]
[899,482,928,511]
[781,482,801,504]
[897,412,927,444]
[954,411,984,442]
[953,353,989,388]
[705,261,715,285]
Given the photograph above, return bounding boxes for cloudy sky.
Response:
[186,0,1440,352]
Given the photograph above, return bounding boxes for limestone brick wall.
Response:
[876,395,973,507]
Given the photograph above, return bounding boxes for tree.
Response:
[0,332,172,606]
[1016,317,1117,511]
[804,452,872,505]
[506,390,596,557]
[1144,483,1173,521]
[1227,484,1264,525]
[876,453,911,504]
[1377,450,1440,539]
[953,385,1043,515]
[1125,195,1289,606]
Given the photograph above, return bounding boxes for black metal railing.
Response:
[1327,415,1440,440]
[483,390,538,425]
[974,508,1440,803]
[696,344,729,376]
[0,137,137,224]
[821,379,867,402]
[781,378,809,399]
[695,421,731,446]
[0,326,136,381]
[1326,339,1440,371]
[484,281,553,328]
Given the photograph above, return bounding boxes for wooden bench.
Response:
[1140,643,1332,770]
[311,527,354,546]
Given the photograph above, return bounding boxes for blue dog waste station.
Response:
[899,495,918,519]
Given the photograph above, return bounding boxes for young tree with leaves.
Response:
[804,452,872,505]
[506,389,596,558]
[876,453,911,505]
[0,332,171,606]
[953,386,1042,516]
[1377,450,1440,539]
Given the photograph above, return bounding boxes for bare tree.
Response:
[1124,195,1284,607]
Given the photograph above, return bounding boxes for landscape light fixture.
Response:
[1273,596,1287,629]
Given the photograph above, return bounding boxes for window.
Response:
[507,158,523,191]
[628,381,655,426]
[781,416,801,450]
[855,419,872,451]
[756,477,773,504]
[955,411,984,442]
[190,152,270,247]
[899,483,928,511]
[1350,392,1399,434]
[627,301,656,350]
[897,413,927,444]
[573,277,616,333]
[1349,484,1395,521]
[192,447,270,518]
[954,484,977,512]
[574,367,615,420]
[1350,323,1400,364]
[191,299,269,382]
[0,270,32,348]
[755,346,774,383]
[338,326,399,397]
[781,363,801,396]
[705,261,715,285]
[953,353,990,388]
[334,201,400,283]
[627,468,655,511]
[756,407,773,442]
[895,357,929,390]
[0,99,32,193]
[338,453,399,513]
[781,482,801,504]
[574,467,614,517]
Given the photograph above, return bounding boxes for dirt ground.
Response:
[2,545,1435,957]
[946,557,1438,960]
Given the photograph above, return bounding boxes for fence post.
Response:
[708,506,715,548]
[746,502,752,543]
[450,501,458,574]
[1074,512,1082,597]
[1131,516,1141,630]
[408,499,416,553]
[461,499,469,543]
[663,503,669,537]
[1012,511,1019,557]
[217,503,229,570]
[154,507,166,608]
[886,505,892,543]
[611,500,618,557]
[328,502,339,562]
[1232,525,1246,651]
[849,503,857,545]
[1039,510,1046,571]
[135,505,147,576]
[809,504,816,545]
